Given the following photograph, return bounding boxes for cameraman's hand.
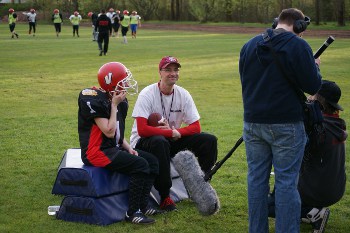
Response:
[315,58,321,66]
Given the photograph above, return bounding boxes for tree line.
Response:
[2,0,349,26]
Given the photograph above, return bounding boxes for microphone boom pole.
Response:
[313,36,335,59]
[204,136,243,182]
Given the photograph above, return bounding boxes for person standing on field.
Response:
[8,8,19,39]
[88,11,98,41]
[69,11,82,37]
[112,10,121,38]
[239,8,322,233]
[52,9,63,37]
[130,11,141,38]
[22,8,37,36]
[95,9,112,56]
[120,10,130,44]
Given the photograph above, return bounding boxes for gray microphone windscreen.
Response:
[172,150,220,215]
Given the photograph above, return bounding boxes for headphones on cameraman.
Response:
[272,16,310,33]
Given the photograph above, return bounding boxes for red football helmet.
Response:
[9,8,15,13]
[97,62,138,95]
[123,10,129,15]
[53,9,59,14]
[88,12,93,17]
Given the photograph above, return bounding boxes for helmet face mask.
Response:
[98,62,138,95]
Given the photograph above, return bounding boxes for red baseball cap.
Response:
[159,56,181,70]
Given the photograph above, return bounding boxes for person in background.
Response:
[130,56,218,212]
[95,9,112,56]
[239,8,322,233]
[112,10,121,38]
[52,9,63,37]
[120,10,130,44]
[69,11,82,37]
[78,62,162,224]
[88,11,98,41]
[130,11,141,38]
[106,8,116,37]
[8,8,19,39]
[22,8,37,36]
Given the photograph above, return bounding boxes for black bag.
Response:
[302,100,325,165]
[303,100,324,134]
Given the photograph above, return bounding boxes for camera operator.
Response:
[239,8,322,233]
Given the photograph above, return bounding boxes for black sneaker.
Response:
[142,207,165,216]
[99,50,103,56]
[160,196,177,212]
[125,211,155,224]
[309,208,330,233]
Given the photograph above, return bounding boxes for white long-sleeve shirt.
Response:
[22,12,36,23]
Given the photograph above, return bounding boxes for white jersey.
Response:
[23,12,36,23]
[106,12,115,23]
[130,83,200,148]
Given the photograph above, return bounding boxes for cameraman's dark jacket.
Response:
[298,114,347,207]
[239,28,322,123]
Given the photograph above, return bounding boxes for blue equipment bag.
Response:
[56,193,128,225]
[52,148,129,197]
[51,148,188,225]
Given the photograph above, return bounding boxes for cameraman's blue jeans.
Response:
[243,122,307,233]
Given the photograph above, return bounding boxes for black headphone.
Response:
[272,16,310,33]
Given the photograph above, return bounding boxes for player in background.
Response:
[130,11,141,38]
[52,9,63,37]
[120,10,130,44]
[22,8,37,36]
[8,8,19,39]
[69,11,82,37]
[88,11,98,41]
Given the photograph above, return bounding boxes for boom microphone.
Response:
[172,150,220,216]
[313,36,335,59]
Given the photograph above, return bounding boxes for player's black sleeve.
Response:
[78,89,110,121]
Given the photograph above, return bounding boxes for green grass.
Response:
[0,23,349,233]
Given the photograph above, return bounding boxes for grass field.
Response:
[0,22,349,233]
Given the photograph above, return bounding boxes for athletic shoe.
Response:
[160,196,177,212]
[125,210,155,224]
[142,206,165,216]
[99,50,103,56]
[308,207,330,233]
